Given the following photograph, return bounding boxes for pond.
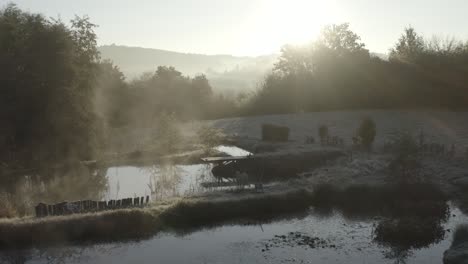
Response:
[0,145,250,215]
[2,203,466,264]
[104,145,251,200]
[104,164,214,200]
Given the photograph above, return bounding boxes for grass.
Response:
[159,189,313,231]
[0,189,314,249]
[0,208,160,249]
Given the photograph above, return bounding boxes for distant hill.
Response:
[99,45,277,94]
[98,45,389,94]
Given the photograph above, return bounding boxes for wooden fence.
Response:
[35,196,150,217]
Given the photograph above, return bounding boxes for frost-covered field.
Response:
[206,110,468,189]
[211,110,468,155]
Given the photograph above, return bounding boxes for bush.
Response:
[262,124,289,142]
[357,117,376,151]
[387,133,421,183]
[318,125,329,145]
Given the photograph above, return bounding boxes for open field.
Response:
[210,110,468,154]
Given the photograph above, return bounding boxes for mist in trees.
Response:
[2,4,468,172]
[0,4,101,169]
[247,23,468,115]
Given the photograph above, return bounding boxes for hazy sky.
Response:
[2,0,468,56]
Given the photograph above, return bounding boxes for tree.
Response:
[95,60,130,127]
[357,117,376,151]
[274,23,369,76]
[0,5,101,168]
[389,26,425,62]
[315,23,369,58]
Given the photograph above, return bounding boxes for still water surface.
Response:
[3,204,466,264]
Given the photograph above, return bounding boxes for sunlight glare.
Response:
[242,0,339,55]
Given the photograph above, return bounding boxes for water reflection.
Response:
[0,162,214,217]
[311,183,451,264]
[0,164,107,216]
[3,204,465,264]
[106,163,214,201]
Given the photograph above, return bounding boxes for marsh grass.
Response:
[0,194,17,218]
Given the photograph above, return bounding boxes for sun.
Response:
[241,0,339,55]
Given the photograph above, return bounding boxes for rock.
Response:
[444,242,468,264]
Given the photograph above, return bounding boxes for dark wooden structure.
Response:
[201,155,264,191]
[35,195,151,218]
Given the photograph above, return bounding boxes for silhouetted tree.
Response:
[389,26,425,62]
[0,4,101,168]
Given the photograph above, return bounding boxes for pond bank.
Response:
[0,187,313,249]
[0,181,459,251]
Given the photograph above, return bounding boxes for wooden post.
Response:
[140,196,144,205]
[35,203,47,217]
[146,195,150,204]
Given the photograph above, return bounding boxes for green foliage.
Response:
[357,117,376,151]
[0,4,101,168]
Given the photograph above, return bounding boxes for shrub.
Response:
[387,133,421,183]
[318,125,329,145]
[357,117,376,151]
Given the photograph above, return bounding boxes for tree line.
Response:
[2,4,468,170]
[247,23,468,114]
